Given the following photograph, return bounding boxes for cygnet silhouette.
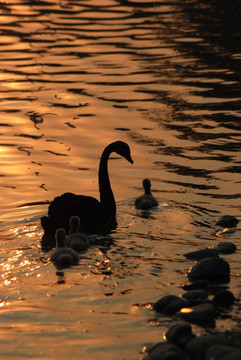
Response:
[135,178,158,210]
[50,228,79,268]
[65,216,90,252]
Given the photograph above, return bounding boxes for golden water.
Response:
[0,1,241,359]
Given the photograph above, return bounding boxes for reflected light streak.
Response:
[20,259,31,267]
[0,301,9,308]
[142,346,148,354]
[9,224,38,237]
[180,308,193,313]
[4,279,11,286]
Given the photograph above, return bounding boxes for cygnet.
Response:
[50,228,79,268]
[135,178,158,210]
[65,216,90,252]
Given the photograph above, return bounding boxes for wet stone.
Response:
[165,322,195,348]
[153,295,190,316]
[216,215,239,228]
[188,257,230,284]
[174,303,217,325]
[213,241,237,254]
[182,280,210,291]
[181,289,209,306]
[186,334,231,359]
[213,290,235,309]
[143,342,187,360]
[184,247,219,260]
[205,344,241,360]
[215,228,236,236]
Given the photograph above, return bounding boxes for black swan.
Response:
[65,216,90,252]
[135,178,158,210]
[41,141,133,240]
[50,228,79,268]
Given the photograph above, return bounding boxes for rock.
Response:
[213,290,235,309]
[143,342,187,360]
[213,242,237,254]
[188,257,230,284]
[205,344,241,360]
[182,289,209,306]
[165,322,195,348]
[174,303,217,325]
[216,215,239,228]
[215,228,236,236]
[153,295,189,316]
[182,280,210,291]
[184,248,218,260]
[186,334,231,359]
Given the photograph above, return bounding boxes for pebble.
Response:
[213,241,237,254]
[205,344,241,360]
[181,289,209,305]
[142,342,187,360]
[186,334,231,358]
[165,322,195,348]
[153,295,189,316]
[182,280,210,291]
[174,303,217,325]
[184,247,218,260]
[213,290,235,309]
[216,215,239,228]
[188,257,230,284]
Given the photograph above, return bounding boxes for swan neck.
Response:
[144,187,152,196]
[98,145,116,216]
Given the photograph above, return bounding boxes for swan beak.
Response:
[127,155,134,164]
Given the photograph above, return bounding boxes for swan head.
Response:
[111,141,134,164]
[143,178,151,191]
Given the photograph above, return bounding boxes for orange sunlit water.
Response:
[0,0,240,359]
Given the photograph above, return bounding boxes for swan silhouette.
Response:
[50,228,79,269]
[41,141,133,240]
[135,178,158,210]
[65,216,90,252]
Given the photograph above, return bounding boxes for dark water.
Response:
[0,1,240,359]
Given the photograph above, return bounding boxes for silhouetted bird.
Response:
[65,216,90,252]
[41,141,133,244]
[50,228,79,269]
[135,178,158,210]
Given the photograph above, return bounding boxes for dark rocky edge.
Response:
[141,215,240,360]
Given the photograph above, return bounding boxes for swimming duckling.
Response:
[65,216,90,252]
[135,178,158,210]
[50,228,79,269]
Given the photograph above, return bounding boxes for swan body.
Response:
[65,216,90,252]
[50,228,79,268]
[41,141,133,242]
[135,178,158,210]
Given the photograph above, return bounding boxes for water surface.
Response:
[0,1,241,359]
